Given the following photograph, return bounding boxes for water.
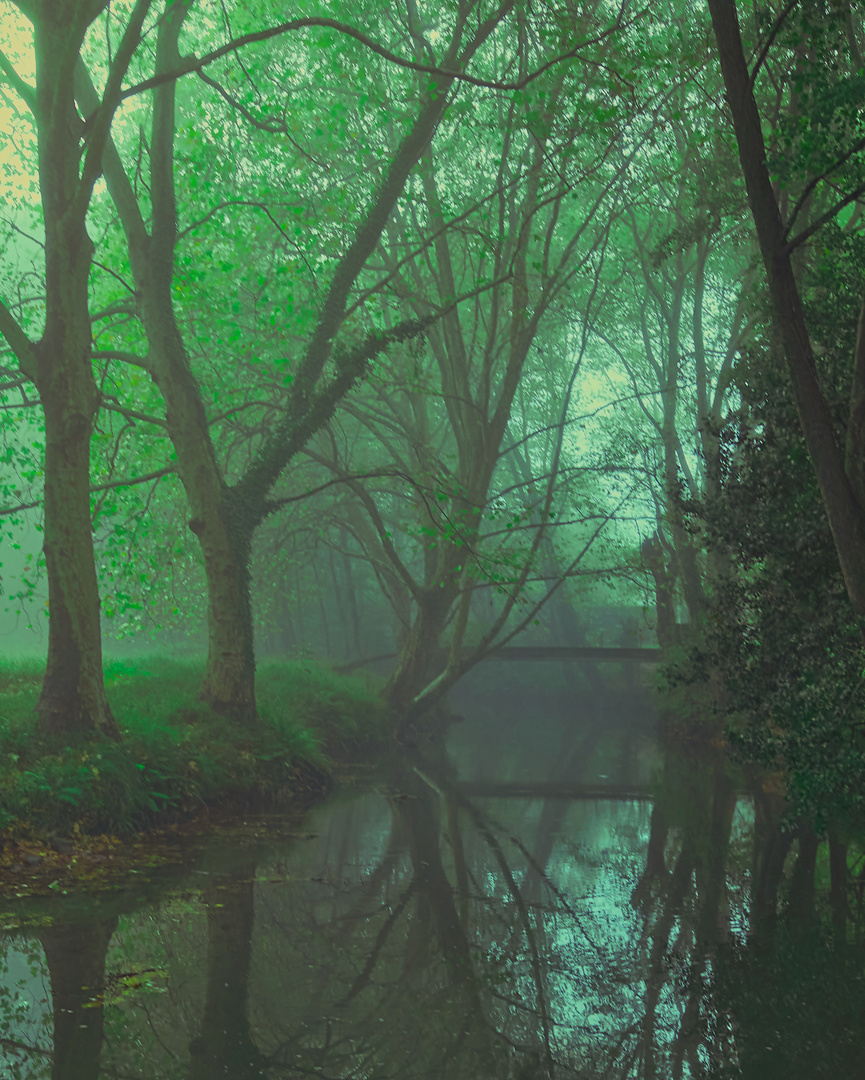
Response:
[1,693,864,1079]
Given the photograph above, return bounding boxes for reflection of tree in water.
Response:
[245,741,658,1080]
[8,728,865,1078]
[41,917,117,1080]
[623,740,740,1079]
[188,864,267,1080]
[250,749,531,1078]
[0,915,117,1080]
[710,925,865,1080]
[602,734,865,1079]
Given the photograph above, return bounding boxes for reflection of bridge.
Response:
[336,646,662,674]
[486,647,662,663]
[455,781,653,801]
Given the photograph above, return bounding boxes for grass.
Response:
[0,654,389,837]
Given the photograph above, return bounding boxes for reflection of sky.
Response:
[0,772,769,1078]
[477,797,655,1068]
[0,936,50,1062]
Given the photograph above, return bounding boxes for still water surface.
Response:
[1,693,864,1079]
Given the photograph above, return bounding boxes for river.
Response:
[1,663,863,1078]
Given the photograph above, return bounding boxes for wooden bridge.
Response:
[335,646,662,674]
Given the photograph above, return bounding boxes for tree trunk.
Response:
[342,532,362,659]
[137,249,258,721]
[29,4,126,741]
[749,772,793,933]
[641,533,678,647]
[72,6,260,724]
[190,502,257,723]
[36,383,118,739]
[707,0,865,617]
[829,827,849,932]
[787,820,818,921]
[84,1,483,728]
[386,581,458,725]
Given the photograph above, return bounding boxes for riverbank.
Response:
[0,655,389,897]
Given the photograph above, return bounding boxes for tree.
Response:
[707,0,865,621]
[0,0,158,738]
[288,1,654,729]
[78,0,560,724]
[682,224,865,829]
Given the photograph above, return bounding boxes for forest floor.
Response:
[0,655,390,899]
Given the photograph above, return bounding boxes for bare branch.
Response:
[91,420,135,519]
[263,469,409,512]
[92,259,136,295]
[0,47,36,113]
[344,173,525,318]
[109,5,646,113]
[784,179,865,254]
[0,297,36,381]
[90,464,176,493]
[749,0,800,88]
[784,131,865,240]
[0,373,32,392]
[92,349,151,371]
[0,215,45,252]
[91,302,137,322]
[209,400,281,426]
[195,68,284,132]
[76,0,154,216]
[98,392,166,428]
[0,465,177,517]
[0,497,42,517]
[177,198,299,242]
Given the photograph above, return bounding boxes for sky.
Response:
[0,4,36,203]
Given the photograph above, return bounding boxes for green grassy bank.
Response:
[0,655,388,840]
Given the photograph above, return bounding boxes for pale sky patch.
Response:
[0,3,37,202]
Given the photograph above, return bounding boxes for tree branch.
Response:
[784,180,865,255]
[76,0,154,217]
[0,465,177,517]
[92,349,152,371]
[98,392,167,427]
[784,131,865,240]
[176,198,299,242]
[749,0,800,88]
[108,5,643,114]
[91,464,176,492]
[0,47,37,113]
[0,296,36,381]
[247,315,436,514]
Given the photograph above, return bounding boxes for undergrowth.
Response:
[0,655,387,836]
